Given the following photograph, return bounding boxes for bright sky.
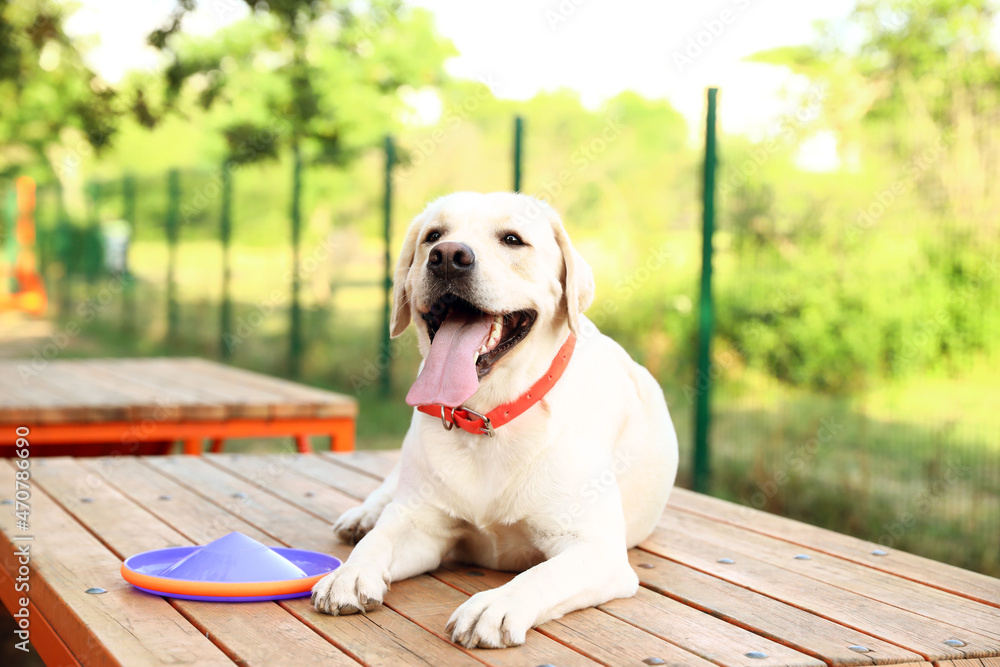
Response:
[66,0,860,138]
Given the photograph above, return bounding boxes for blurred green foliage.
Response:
[0,0,119,179]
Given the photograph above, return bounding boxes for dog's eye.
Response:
[502,233,524,246]
[424,230,441,244]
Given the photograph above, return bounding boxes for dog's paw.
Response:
[445,589,534,649]
[311,564,390,616]
[332,505,382,544]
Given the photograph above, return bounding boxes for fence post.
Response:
[513,115,524,192]
[165,169,180,346]
[86,181,101,295]
[379,135,395,398]
[55,181,70,316]
[122,173,136,335]
[693,87,718,495]
[289,143,303,378]
[34,183,48,280]
[220,161,233,360]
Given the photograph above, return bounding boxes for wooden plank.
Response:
[625,548,925,664]
[604,587,824,667]
[60,359,205,422]
[387,574,601,666]
[276,453,382,500]
[104,358,289,420]
[670,488,1000,609]
[667,511,1000,643]
[642,514,1000,659]
[0,370,38,425]
[20,364,132,423]
[280,598,484,667]
[937,660,1000,667]
[0,563,81,666]
[144,456,355,560]
[179,358,358,418]
[90,359,230,422]
[75,457,285,546]
[321,450,400,480]
[33,457,356,667]
[0,461,232,666]
[147,455,488,667]
[0,365,90,423]
[435,566,718,667]
[204,453,365,521]
[57,360,186,422]
[162,359,316,419]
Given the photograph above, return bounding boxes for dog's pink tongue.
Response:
[406,310,493,407]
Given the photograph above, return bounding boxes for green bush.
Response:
[715,235,1000,392]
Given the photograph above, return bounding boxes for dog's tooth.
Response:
[473,352,479,363]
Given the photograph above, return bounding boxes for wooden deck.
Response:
[1,450,998,666]
[0,358,357,454]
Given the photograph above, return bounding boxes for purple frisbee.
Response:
[121,532,341,602]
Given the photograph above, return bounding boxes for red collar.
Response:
[416,333,576,437]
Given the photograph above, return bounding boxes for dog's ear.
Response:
[552,218,595,335]
[389,213,427,338]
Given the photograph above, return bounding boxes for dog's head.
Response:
[391,192,594,407]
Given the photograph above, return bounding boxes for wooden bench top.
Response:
[1,450,998,666]
[0,358,357,424]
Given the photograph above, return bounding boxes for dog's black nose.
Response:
[428,242,475,279]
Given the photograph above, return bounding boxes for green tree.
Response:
[0,0,118,180]
[752,0,1000,231]
[141,0,455,166]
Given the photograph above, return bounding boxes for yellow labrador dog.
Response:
[312,192,678,648]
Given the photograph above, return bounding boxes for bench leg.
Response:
[295,435,313,454]
[182,438,203,456]
[209,438,226,453]
[330,420,355,452]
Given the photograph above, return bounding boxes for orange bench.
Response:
[0,358,356,455]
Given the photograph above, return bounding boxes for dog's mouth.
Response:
[423,296,536,377]
[404,294,536,407]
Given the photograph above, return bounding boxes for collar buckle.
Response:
[459,407,495,437]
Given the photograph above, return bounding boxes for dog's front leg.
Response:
[312,502,456,615]
[331,461,399,544]
[446,537,637,648]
